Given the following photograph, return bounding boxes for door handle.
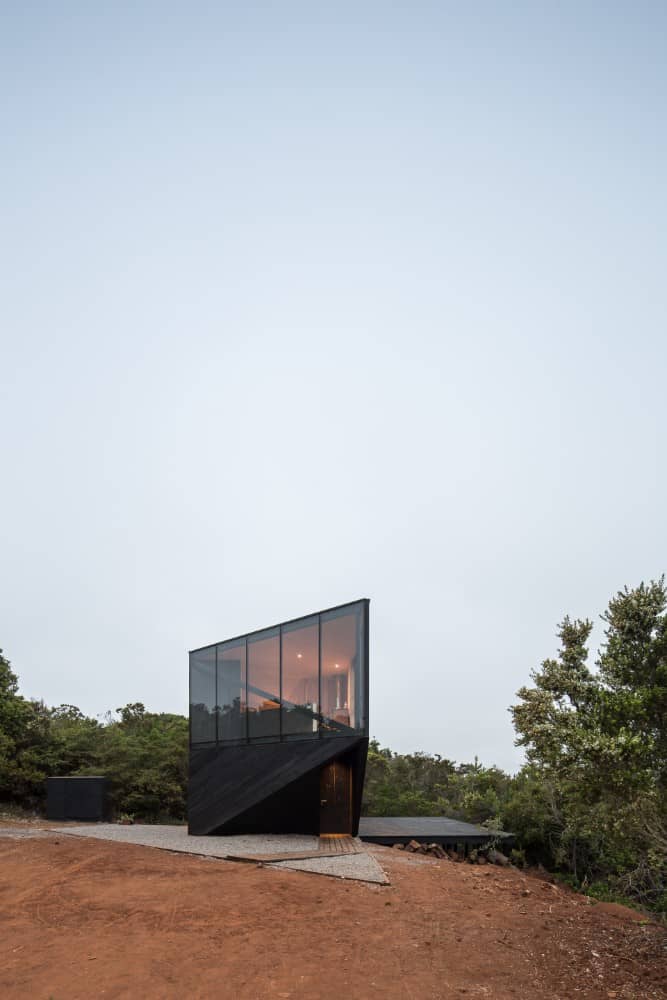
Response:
[320,799,327,805]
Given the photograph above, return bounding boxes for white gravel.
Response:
[0,827,53,839]
[269,852,388,884]
[51,823,389,883]
[54,824,323,858]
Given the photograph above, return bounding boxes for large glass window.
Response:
[320,604,364,737]
[247,627,280,741]
[218,639,246,741]
[189,647,216,744]
[281,615,319,739]
[189,600,368,746]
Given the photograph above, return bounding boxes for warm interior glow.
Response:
[190,603,364,745]
[320,613,357,678]
[281,619,319,734]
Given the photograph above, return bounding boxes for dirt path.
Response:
[0,831,664,999]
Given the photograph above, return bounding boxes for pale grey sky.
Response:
[1,3,665,771]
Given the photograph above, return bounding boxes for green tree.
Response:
[49,704,102,776]
[0,649,54,804]
[95,704,188,820]
[362,740,513,826]
[510,578,667,909]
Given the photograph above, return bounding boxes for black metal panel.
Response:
[349,740,367,836]
[46,777,66,819]
[46,777,110,821]
[189,736,368,836]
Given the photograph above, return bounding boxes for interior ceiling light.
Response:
[297,653,302,659]
[335,663,340,669]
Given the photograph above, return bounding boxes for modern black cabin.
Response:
[188,599,369,837]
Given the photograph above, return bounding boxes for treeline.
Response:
[0,657,188,821]
[1,578,664,914]
[364,745,512,826]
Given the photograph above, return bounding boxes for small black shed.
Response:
[46,776,110,822]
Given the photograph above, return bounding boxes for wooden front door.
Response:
[319,759,351,834]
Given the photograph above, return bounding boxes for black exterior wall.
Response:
[46,777,110,821]
[189,735,368,836]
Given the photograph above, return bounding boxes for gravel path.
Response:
[55,824,323,857]
[0,827,53,839]
[270,852,388,883]
[51,823,388,883]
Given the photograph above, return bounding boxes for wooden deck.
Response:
[230,835,364,863]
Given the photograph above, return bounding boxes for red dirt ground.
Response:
[0,829,665,999]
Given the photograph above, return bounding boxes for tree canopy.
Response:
[510,578,666,910]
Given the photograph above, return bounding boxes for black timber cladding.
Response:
[189,736,368,836]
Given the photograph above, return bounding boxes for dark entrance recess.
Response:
[320,759,351,834]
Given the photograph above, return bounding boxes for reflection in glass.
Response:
[247,628,280,740]
[320,605,363,737]
[189,600,368,746]
[281,616,319,739]
[189,647,216,743]
[218,639,246,741]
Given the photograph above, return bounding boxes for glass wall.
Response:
[217,638,246,742]
[247,627,280,741]
[189,600,368,746]
[320,603,365,736]
[281,615,319,739]
[190,646,216,744]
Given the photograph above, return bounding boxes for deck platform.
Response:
[358,816,511,849]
